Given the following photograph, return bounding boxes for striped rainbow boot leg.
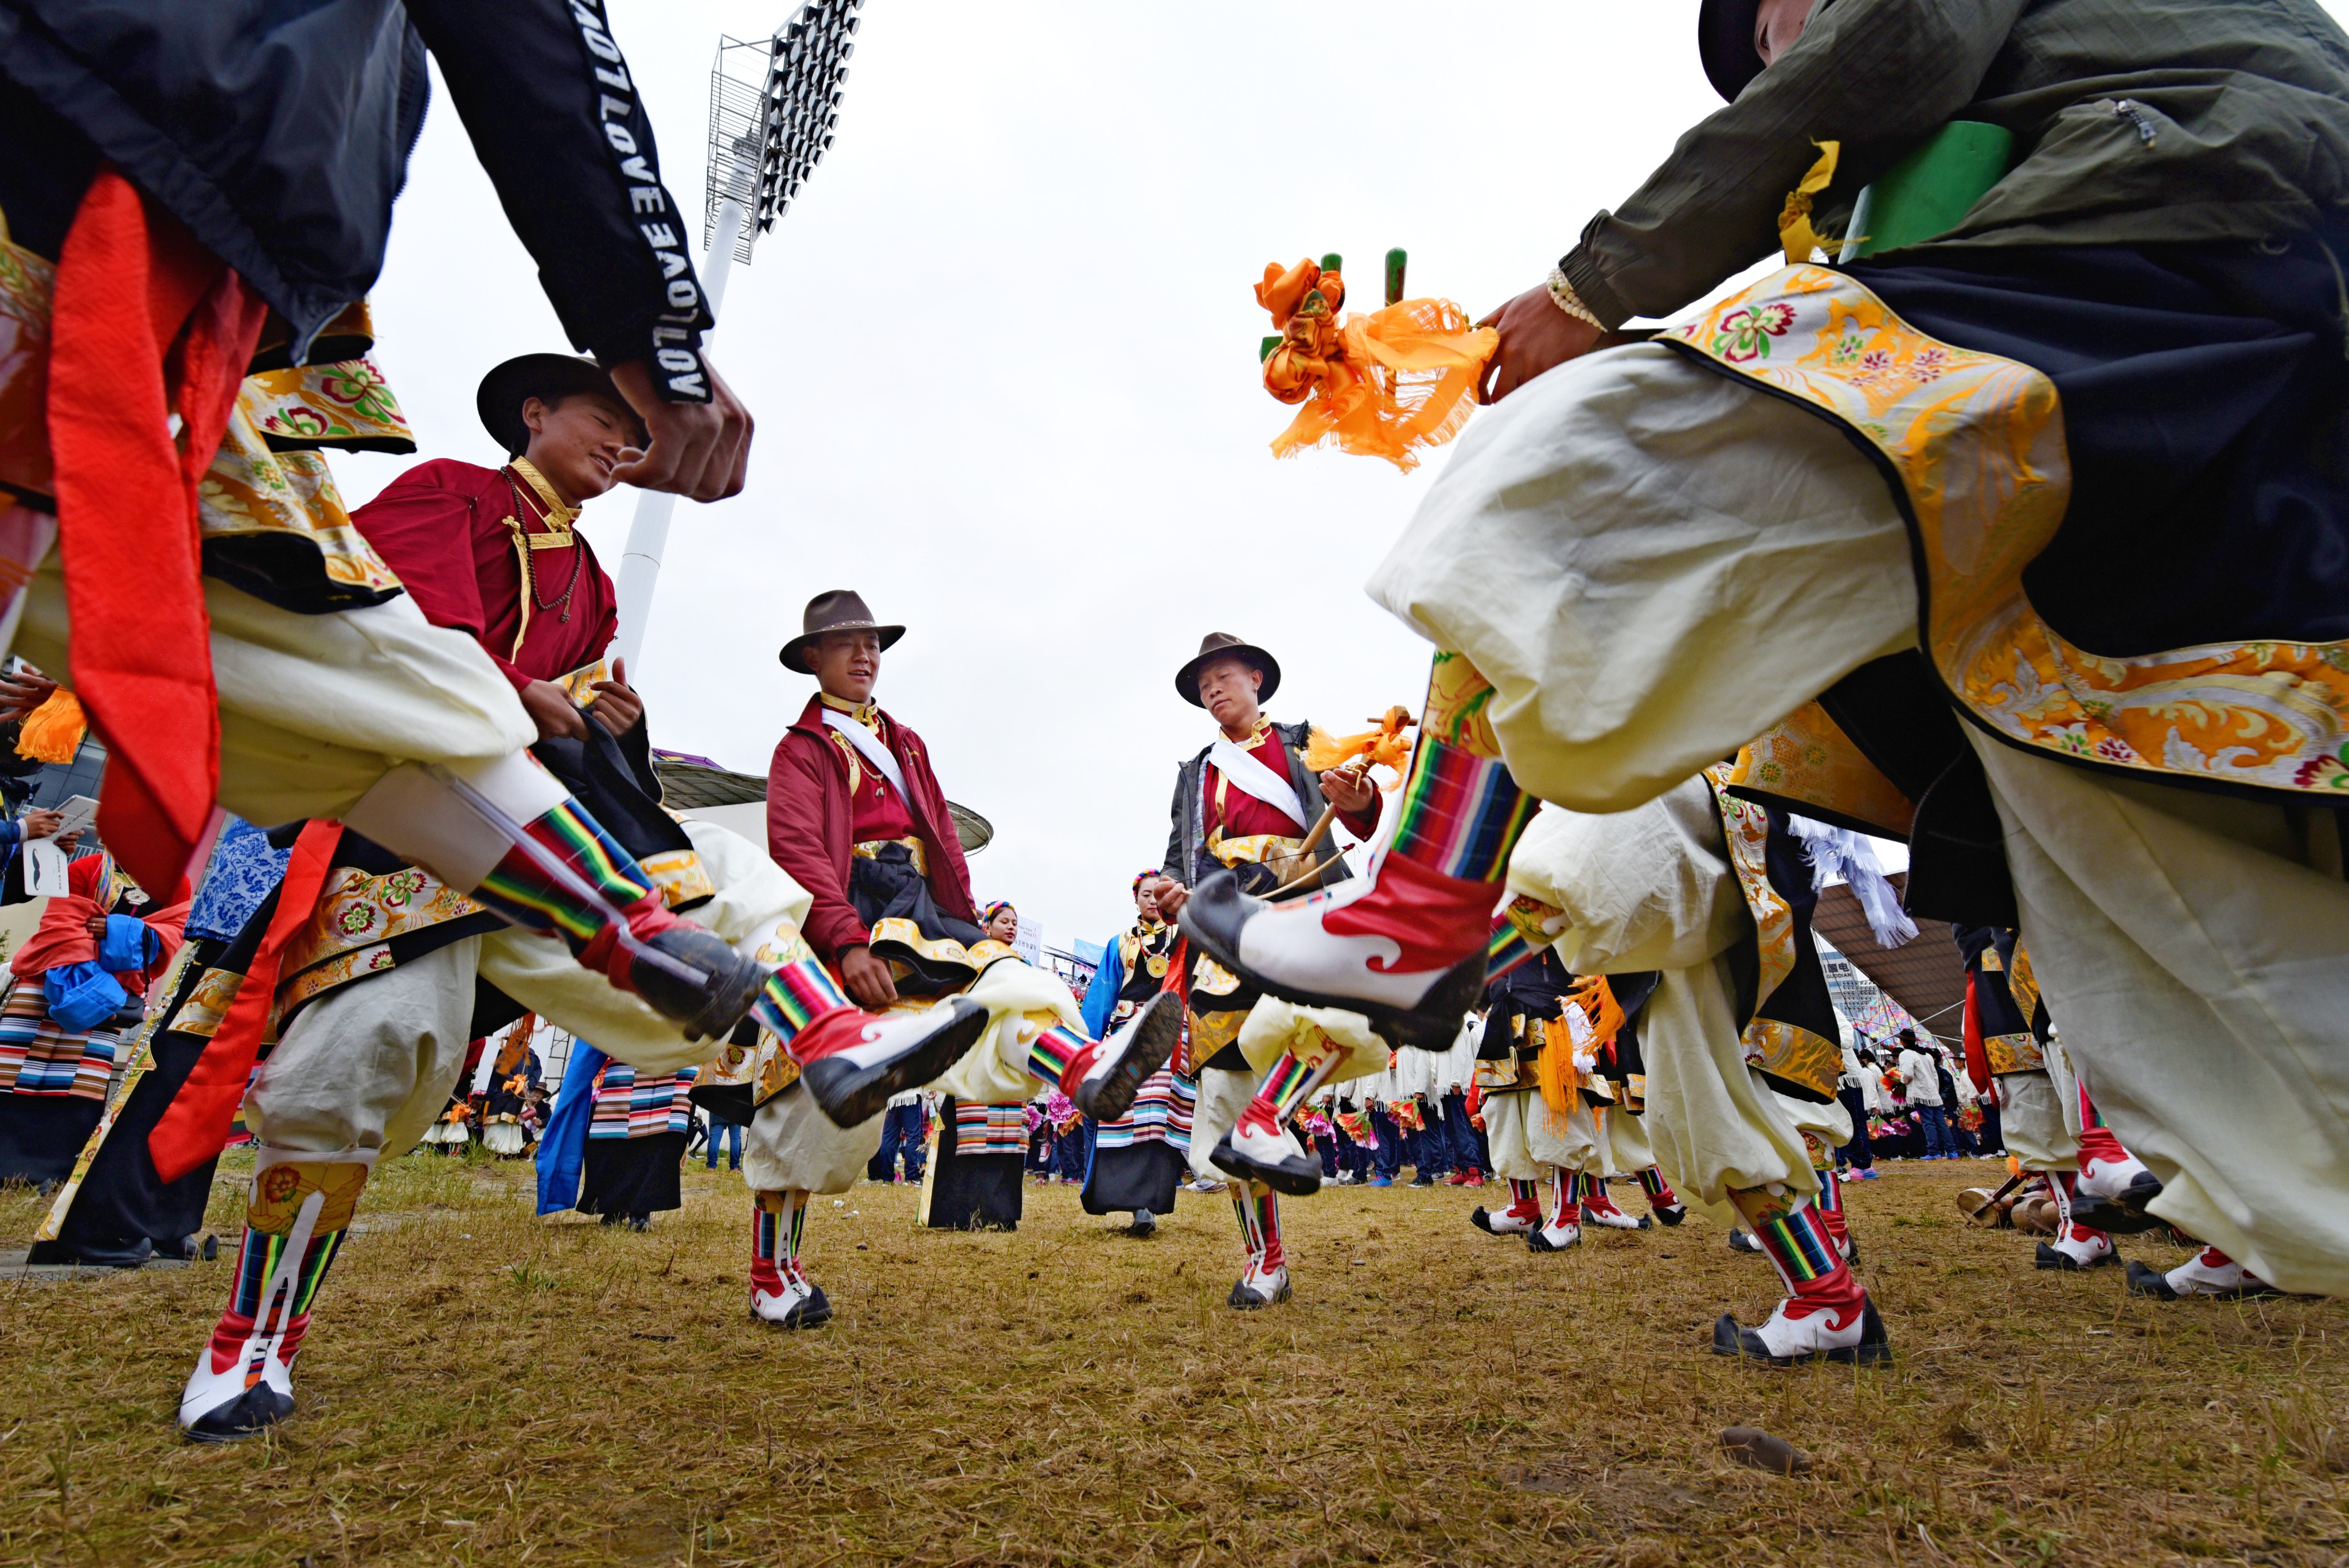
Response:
[1228,1180,1263,1266]
[1635,1165,1681,1211]
[1252,1035,1345,1125]
[1025,1022,1092,1089]
[750,955,855,1058]
[1486,894,1566,983]
[470,796,669,962]
[1388,652,1536,886]
[1728,1185,1855,1301]
[179,1148,374,1437]
[1251,1180,1285,1273]
[752,1188,811,1297]
[1508,1177,1540,1220]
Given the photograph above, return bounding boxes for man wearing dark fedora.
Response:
[1149,633,1383,1309]
[732,589,1177,1328]
[1187,0,2349,1352]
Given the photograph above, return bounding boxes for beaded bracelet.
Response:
[1545,266,1605,329]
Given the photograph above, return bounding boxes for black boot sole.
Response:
[181,1385,295,1444]
[630,926,772,1042]
[2034,1240,2119,1271]
[2068,1196,2169,1235]
[2125,1259,2180,1300]
[1071,992,1180,1122]
[1710,1304,1893,1367]
[1652,1206,1687,1226]
[799,998,989,1128]
[1209,1134,1323,1197]
[1525,1230,1580,1253]
[1175,876,1487,1053]
[1226,1277,1293,1310]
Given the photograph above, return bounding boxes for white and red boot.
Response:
[1227,1180,1292,1308]
[2073,1089,2163,1224]
[1040,992,1181,1122]
[1634,1166,1687,1226]
[1579,1177,1649,1231]
[1527,1169,1582,1253]
[178,1147,374,1442]
[2127,1245,2278,1301]
[1178,654,1532,1050]
[1210,1029,1350,1196]
[2034,1172,2117,1270]
[749,1188,833,1329]
[1472,1177,1544,1237]
[1712,1189,1891,1367]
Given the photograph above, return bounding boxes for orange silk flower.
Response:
[1255,259,1496,472]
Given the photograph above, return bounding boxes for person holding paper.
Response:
[1146,634,1386,1309]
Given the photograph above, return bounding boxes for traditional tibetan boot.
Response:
[1473,1177,1543,1237]
[1211,1029,1351,1196]
[2126,1245,2278,1301]
[1526,1169,1582,1253]
[749,1189,832,1328]
[1579,1178,1649,1231]
[785,996,991,1128]
[1712,1187,1889,1368]
[1179,653,1531,1049]
[178,1147,373,1442]
[2073,1086,2162,1216]
[2034,1173,2116,1270]
[1028,992,1180,1123]
[1226,1180,1292,1308]
[1634,1166,1687,1226]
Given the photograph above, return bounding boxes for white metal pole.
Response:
[611,196,746,677]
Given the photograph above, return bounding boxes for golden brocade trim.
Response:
[166,966,248,1041]
[854,837,927,876]
[505,457,579,541]
[1706,771,1795,1009]
[638,848,715,909]
[1205,829,1307,868]
[2008,938,2042,1025]
[1472,1055,1523,1091]
[201,389,403,596]
[248,1160,370,1237]
[1984,1031,2046,1075]
[279,864,485,985]
[279,944,399,1015]
[1185,1005,1247,1058]
[243,356,413,451]
[1190,951,1242,998]
[1742,1016,1844,1102]
[1977,946,2006,973]
[0,233,55,500]
[1726,701,1915,839]
[1668,266,2349,797]
[554,659,611,708]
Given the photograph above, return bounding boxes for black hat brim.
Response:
[1698,0,1766,103]
[476,354,646,457]
[779,624,907,672]
[1176,643,1281,708]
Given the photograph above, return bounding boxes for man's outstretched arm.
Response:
[405,0,752,500]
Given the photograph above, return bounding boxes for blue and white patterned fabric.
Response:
[185,818,292,943]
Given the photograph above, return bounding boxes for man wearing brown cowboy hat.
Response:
[726,590,1178,1328]
[1188,0,2349,1355]
[1149,633,1386,1309]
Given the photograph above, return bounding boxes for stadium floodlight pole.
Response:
[611,1,864,678]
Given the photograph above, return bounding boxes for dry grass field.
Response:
[2,1149,2344,1567]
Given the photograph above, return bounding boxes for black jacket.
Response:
[1164,720,1352,896]
[0,0,713,397]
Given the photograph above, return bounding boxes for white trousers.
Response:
[1975,731,2349,1294]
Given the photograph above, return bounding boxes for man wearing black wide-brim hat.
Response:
[1146,632,1386,1310]
[1191,0,2349,1360]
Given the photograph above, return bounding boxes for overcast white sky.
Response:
[327,1,2349,954]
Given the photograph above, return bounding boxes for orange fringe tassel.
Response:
[1255,259,1496,473]
[16,688,86,764]
[1302,705,1415,778]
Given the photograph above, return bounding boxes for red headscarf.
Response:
[10,852,186,994]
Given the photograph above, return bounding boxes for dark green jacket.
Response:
[1562,0,2349,328]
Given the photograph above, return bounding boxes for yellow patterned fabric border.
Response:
[279,863,485,986]
[1746,1017,1843,1101]
[853,836,927,875]
[1727,700,1915,838]
[0,235,54,501]
[279,943,399,1015]
[1186,1004,1247,1059]
[1668,266,2349,798]
[248,1160,370,1236]
[166,966,248,1041]
[201,380,403,597]
[1984,1031,2046,1075]
[2009,939,2042,1025]
[869,916,981,984]
[1206,830,1308,867]
[1706,771,1794,1008]
[243,357,414,452]
[639,848,715,910]
[1189,951,1243,998]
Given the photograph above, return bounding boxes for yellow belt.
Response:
[854,836,927,876]
[1206,830,1306,868]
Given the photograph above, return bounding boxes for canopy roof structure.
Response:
[650,750,993,854]
[1810,873,1965,1045]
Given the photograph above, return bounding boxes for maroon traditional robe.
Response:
[348,458,618,689]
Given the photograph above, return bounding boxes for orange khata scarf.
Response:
[149,820,341,1181]
[50,169,268,902]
